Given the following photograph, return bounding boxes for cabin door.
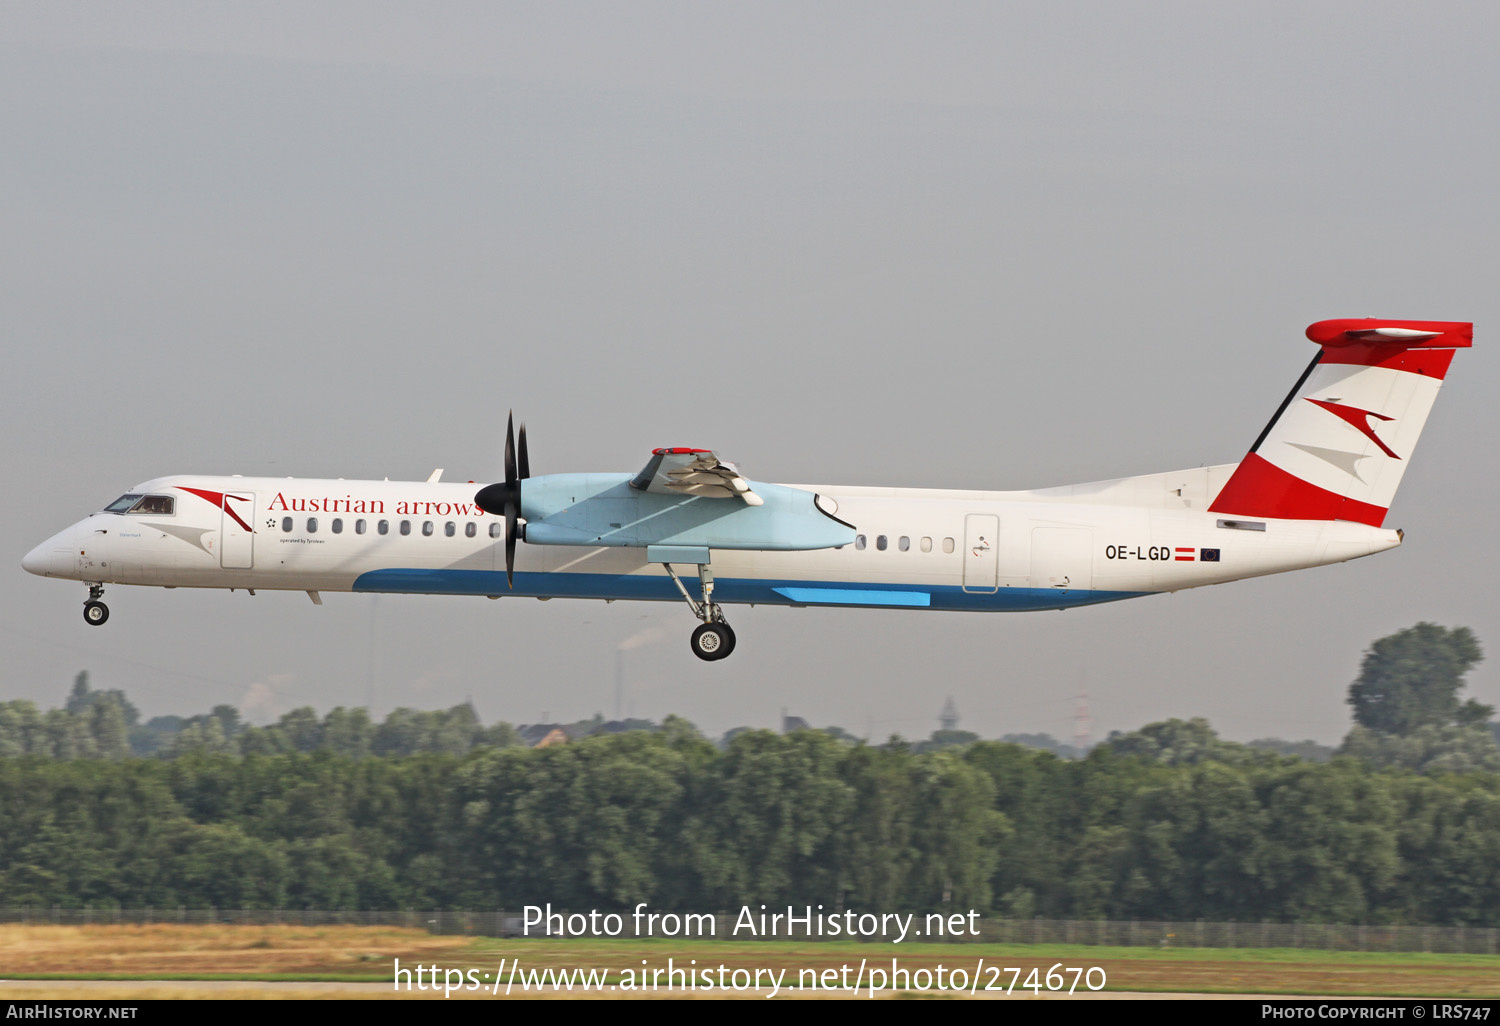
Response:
[220,492,255,569]
[962,514,999,593]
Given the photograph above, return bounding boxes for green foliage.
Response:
[1339,724,1500,775]
[66,671,139,727]
[998,732,1087,759]
[1247,738,1335,762]
[1104,717,1267,766]
[5,621,1496,923]
[908,752,1005,908]
[912,729,982,754]
[1347,623,1487,736]
[1339,624,1495,775]
[1,730,1497,923]
[718,726,755,748]
[372,705,481,757]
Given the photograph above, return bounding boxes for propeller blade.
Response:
[505,510,517,588]
[476,410,530,586]
[504,412,517,488]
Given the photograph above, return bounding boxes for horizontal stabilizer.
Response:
[1306,318,1472,348]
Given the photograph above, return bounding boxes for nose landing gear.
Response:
[83,584,109,626]
[662,562,737,661]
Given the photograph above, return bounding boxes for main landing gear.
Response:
[83,584,109,626]
[662,562,737,661]
[691,621,735,661]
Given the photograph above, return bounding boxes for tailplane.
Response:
[1208,318,1472,526]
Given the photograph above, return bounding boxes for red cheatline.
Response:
[1174,547,1196,562]
[177,486,254,533]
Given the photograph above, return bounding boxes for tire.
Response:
[83,600,109,626]
[690,622,730,661]
[716,622,737,659]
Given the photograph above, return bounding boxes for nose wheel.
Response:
[662,562,738,661]
[83,585,109,626]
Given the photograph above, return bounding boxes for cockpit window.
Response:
[104,494,174,515]
[131,495,175,515]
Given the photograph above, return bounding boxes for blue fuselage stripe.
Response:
[774,587,931,607]
[351,568,1147,612]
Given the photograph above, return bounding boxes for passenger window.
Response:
[331,518,343,534]
[942,537,955,553]
[355,519,366,535]
[921,537,932,552]
[378,520,389,535]
[400,520,411,536]
[899,536,910,552]
[445,522,456,537]
[307,518,318,533]
[876,535,888,551]
[282,517,293,533]
[489,522,502,538]
[422,521,434,537]
[855,534,867,550]
[465,522,476,538]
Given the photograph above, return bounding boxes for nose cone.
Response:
[22,541,52,576]
[23,523,85,578]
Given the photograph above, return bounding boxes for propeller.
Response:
[474,412,531,587]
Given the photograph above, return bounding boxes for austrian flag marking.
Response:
[1174,547,1196,562]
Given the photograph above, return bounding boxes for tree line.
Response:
[3,720,1500,922]
[0,675,524,760]
[0,622,1494,923]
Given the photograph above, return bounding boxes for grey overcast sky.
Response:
[3,2,1496,744]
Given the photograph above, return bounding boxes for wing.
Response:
[629,448,765,506]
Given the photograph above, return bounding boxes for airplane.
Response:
[22,318,1471,661]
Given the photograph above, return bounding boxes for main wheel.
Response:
[690,622,731,661]
[83,600,109,626]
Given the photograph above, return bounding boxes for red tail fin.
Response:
[1208,319,1471,526]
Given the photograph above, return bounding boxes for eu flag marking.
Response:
[1200,548,1221,562]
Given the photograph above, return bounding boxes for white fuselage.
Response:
[22,463,1402,614]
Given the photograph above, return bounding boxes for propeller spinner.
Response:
[474,412,530,587]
